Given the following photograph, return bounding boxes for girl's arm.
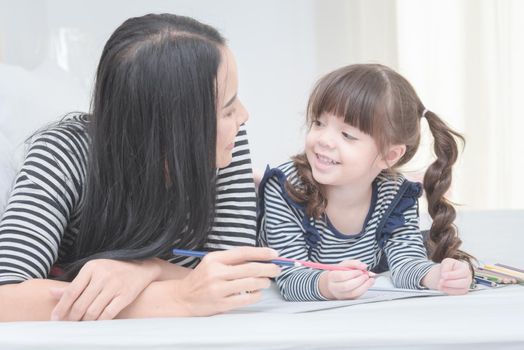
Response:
[382,200,437,289]
[260,174,326,301]
[384,199,471,294]
[261,172,372,301]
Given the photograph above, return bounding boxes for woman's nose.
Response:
[238,101,249,125]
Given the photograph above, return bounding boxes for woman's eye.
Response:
[342,132,357,140]
[225,109,236,118]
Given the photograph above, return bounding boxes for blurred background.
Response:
[1,0,523,211]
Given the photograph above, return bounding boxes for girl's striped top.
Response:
[258,161,436,301]
[0,114,257,285]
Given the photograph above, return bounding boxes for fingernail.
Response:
[50,313,59,321]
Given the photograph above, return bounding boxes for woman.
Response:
[0,13,280,321]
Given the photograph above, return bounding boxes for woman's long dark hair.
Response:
[287,64,474,265]
[65,14,225,278]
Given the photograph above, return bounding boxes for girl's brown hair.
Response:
[286,64,473,264]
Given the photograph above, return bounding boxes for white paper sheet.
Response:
[235,276,445,314]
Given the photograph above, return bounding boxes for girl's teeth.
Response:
[318,154,336,165]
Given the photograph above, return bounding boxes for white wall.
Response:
[1,0,523,210]
[0,0,317,171]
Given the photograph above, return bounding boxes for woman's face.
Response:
[215,46,248,168]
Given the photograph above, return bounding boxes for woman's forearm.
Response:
[149,258,191,281]
[117,279,190,318]
[0,279,68,321]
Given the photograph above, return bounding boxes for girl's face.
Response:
[305,112,385,188]
[215,47,248,168]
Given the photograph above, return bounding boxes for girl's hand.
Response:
[437,258,472,295]
[319,260,375,300]
[50,259,161,321]
[171,247,281,316]
[423,258,472,295]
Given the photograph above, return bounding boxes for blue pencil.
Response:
[474,276,497,287]
[172,249,297,268]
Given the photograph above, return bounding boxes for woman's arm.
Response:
[119,247,280,318]
[0,279,68,321]
[0,247,280,321]
[49,257,190,321]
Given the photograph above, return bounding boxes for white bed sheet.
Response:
[1,284,523,350]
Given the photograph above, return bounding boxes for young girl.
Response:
[0,13,280,321]
[258,64,473,301]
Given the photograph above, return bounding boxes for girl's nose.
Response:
[318,130,336,149]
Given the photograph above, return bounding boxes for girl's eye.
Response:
[342,132,357,141]
[312,120,323,127]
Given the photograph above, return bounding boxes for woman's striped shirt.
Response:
[0,115,257,285]
[258,161,435,301]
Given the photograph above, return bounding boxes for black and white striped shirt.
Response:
[258,161,435,301]
[0,115,257,285]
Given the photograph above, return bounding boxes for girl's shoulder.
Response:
[374,171,423,199]
[260,160,301,193]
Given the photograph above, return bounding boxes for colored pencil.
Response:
[476,267,520,282]
[495,263,524,274]
[172,249,371,274]
[484,264,524,281]
[474,276,497,288]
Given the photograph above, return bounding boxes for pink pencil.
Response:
[276,257,372,275]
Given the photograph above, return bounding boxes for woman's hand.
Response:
[318,260,375,300]
[422,258,472,295]
[171,247,281,316]
[50,258,161,321]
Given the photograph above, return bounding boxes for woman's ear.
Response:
[378,144,406,169]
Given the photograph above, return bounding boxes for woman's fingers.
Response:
[65,280,104,321]
[221,277,272,296]
[205,247,278,265]
[222,290,264,311]
[222,262,281,280]
[50,272,92,321]
[81,288,117,321]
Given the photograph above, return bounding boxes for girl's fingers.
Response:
[331,273,369,292]
[338,259,368,270]
[329,269,365,283]
[65,281,104,321]
[339,277,375,299]
[441,268,470,280]
[51,272,92,321]
[439,278,471,290]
